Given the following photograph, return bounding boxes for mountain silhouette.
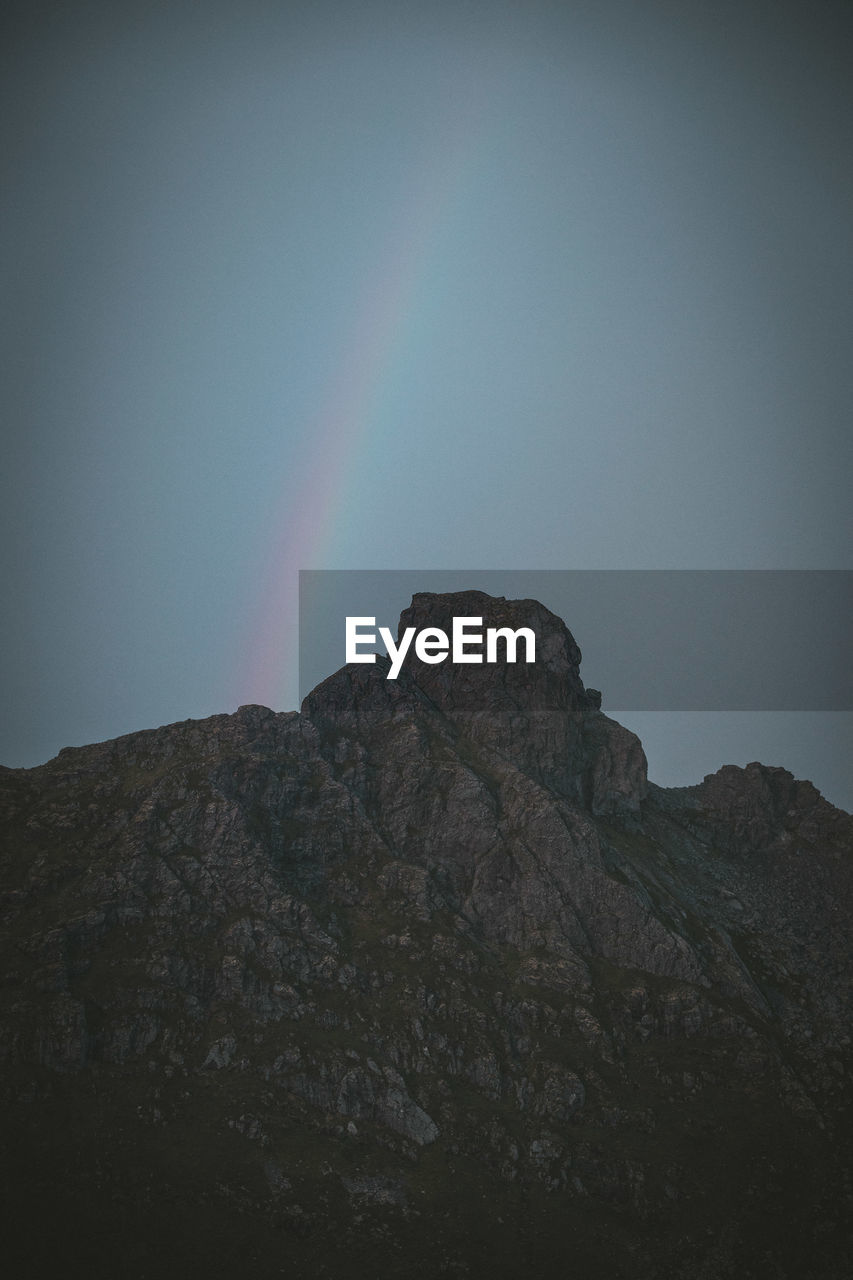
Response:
[1,591,850,1278]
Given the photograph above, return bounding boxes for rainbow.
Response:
[236,85,489,712]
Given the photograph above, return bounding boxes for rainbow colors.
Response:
[238,85,489,710]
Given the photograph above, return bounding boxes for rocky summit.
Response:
[1,591,851,1279]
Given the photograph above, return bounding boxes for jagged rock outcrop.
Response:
[399,590,648,815]
[0,592,850,1279]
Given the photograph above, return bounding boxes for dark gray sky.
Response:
[2,1,851,807]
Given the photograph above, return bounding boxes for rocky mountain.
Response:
[1,591,851,1278]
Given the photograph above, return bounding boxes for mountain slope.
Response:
[1,592,851,1278]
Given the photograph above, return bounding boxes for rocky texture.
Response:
[0,591,851,1278]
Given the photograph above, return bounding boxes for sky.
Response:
[2,0,851,808]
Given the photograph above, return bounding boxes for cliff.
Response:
[1,592,850,1277]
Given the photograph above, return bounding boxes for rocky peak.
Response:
[399,589,586,684]
[306,590,647,817]
[692,760,852,855]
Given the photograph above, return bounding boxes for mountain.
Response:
[1,591,851,1278]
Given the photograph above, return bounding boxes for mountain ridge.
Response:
[1,591,850,1278]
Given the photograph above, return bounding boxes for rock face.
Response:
[0,592,851,1279]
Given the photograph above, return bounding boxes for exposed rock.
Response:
[0,591,850,1279]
